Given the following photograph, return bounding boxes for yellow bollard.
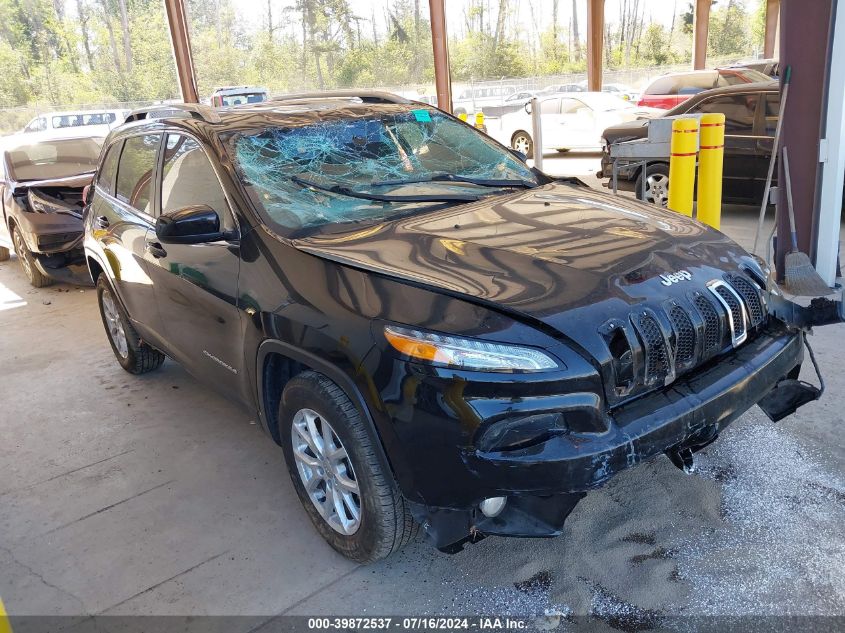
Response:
[458,112,468,122]
[474,111,485,129]
[667,117,698,216]
[696,112,725,229]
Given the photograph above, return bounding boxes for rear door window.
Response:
[115,134,161,214]
[644,75,679,95]
[691,94,757,134]
[97,141,122,195]
[540,98,561,114]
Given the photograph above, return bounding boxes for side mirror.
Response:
[82,184,92,206]
[155,205,230,244]
[524,102,532,115]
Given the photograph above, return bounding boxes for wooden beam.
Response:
[429,0,452,113]
[692,0,710,70]
[764,0,780,59]
[163,0,199,103]
[586,0,604,92]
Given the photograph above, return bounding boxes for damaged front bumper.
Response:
[412,325,805,551]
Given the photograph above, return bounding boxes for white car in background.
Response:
[485,92,661,158]
[22,109,129,136]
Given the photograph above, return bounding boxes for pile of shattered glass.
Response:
[234,109,535,231]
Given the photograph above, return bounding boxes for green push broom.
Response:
[781,146,832,296]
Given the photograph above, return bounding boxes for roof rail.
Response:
[270,90,411,105]
[123,103,222,124]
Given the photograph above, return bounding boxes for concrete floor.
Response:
[1,154,843,630]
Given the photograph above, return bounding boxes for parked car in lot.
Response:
[23,109,128,136]
[730,58,780,78]
[637,67,772,109]
[209,85,269,107]
[600,81,779,206]
[538,83,585,95]
[575,81,639,101]
[85,94,809,562]
[0,132,103,286]
[486,92,660,158]
[452,84,518,116]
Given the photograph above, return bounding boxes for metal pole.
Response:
[163,0,199,103]
[429,0,452,113]
[530,97,544,171]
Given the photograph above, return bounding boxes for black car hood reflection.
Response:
[293,182,747,335]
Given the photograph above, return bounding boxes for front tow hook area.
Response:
[664,425,719,474]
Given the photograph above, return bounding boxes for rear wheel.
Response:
[12,226,52,287]
[96,275,165,374]
[511,131,534,159]
[280,371,418,563]
[635,163,670,207]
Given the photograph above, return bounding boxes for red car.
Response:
[638,67,772,109]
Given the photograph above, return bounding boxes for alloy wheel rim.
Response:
[645,174,669,206]
[13,231,32,279]
[513,135,531,155]
[291,408,361,536]
[101,288,129,358]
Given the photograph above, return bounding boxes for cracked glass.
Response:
[229,107,539,236]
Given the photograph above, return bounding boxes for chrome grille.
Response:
[709,280,748,346]
[668,304,696,366]
[693,293,722,355]
[726,273,765,328]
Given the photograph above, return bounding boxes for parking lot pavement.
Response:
[0,161,843,628]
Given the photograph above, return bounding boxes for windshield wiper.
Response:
[369,173,536,189]
[292,176,481,203]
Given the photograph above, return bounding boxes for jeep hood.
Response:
[294,183,753,338]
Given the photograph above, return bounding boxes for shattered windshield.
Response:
[231,107,539,235]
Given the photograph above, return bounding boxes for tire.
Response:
[635,163,670,207]
[280,371,418,563]
[511,130,534,159]
[12,226,53,287]
[96,275,165,374]
[0,245,9,262]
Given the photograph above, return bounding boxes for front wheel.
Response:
[511,131,534,159]
[280,371,418,563]
[635,163,670,207]
[96,275,165,374]
[12,226,52,287]
[0,245,9,262]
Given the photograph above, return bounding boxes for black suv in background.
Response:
[600,81,779,206]
[85,94,812,562]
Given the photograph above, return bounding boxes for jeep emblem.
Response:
[659,270,692,286]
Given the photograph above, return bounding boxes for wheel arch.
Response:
[256,339,396,478]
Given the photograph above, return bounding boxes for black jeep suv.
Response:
[84,94,808,562]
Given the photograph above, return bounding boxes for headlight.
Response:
[28,189,80,217]
[383,325,559,372]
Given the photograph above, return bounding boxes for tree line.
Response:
[0,0,765,113]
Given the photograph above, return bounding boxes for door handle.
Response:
[95,215,110,228]
[145,239,167,259]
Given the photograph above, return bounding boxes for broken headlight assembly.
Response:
[383,324,560,372]
[27,189,81,218]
